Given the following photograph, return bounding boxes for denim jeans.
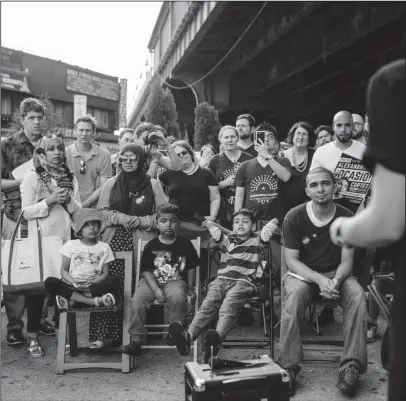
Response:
[128,278,188,343]
[188,278,254,341]
[277,274,368,373]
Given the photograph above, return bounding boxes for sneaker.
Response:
[56,295,69,311]
[119,341,142,356]
[39,320,56,336]
[318,306,335,327]
[367,322,378,343]
[101,293,116,307]
[6,330,24,346]
[336,362,361,396]
[286,366,301,397]
[168,321,191,356]
[203,329,221,363]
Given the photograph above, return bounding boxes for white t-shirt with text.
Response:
[310,140,366,173]
[59,239,115,283]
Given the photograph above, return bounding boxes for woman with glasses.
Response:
[282,121,317,213]
[208,126,253,229]
[111,128,135,176]
[158,140,220,281]
[88,143,167,349]
[20,131,81,357]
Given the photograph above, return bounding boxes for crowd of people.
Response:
[0,58,403,401]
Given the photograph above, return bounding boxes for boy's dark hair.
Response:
[134,122,154,139]
[20,98,46,118]
[74,114,97,133]
[315,125,334,137]
[232,208,256,224]
[306,167,335,186]
[156,203,179,218]
[236,114,256,128]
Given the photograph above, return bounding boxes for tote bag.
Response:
[1,211,63,295]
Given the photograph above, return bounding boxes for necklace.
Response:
[292,149,308,173]
[184,163,198,175]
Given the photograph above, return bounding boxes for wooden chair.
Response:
[280,246,343,362]
[56,251,133,374]
[131,237,201,364]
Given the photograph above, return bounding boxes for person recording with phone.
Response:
[234,123,291,299]
[135,124,181,179]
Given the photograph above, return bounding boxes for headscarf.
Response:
[109,143,154,216]
[32,131,74,202]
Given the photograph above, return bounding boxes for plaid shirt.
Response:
[1,129,35,223]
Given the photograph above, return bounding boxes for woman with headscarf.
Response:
[88,143,167,349]
[20,132,81,357]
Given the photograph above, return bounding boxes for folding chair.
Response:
[56,251,133,374]
[131,237,201,364]
[280,246,342,363]
[205,240,276,358]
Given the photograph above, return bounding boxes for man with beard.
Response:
[352,113,368,145]
[277,167,367,397]
[236,114,257,157]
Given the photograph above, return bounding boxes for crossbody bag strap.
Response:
[36,218,44,282]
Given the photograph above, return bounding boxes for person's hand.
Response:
[145,144,161,160]
[46,188,70,206]
[154,288,166,303]
[221,175,235,188]
[122,218,136,233]
[187,288,196,302]
[254,138,270,159]
[330,217,353,248]
[201,215,216,228]
[151,131,169,147]
[318,276,340,300]
[331,278,341,291]
[128,217,140,229]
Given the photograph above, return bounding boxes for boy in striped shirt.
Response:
[169,209,278,361]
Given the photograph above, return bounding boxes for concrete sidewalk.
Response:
[1,306,388,401]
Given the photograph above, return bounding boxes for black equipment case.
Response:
[184,355,290,401]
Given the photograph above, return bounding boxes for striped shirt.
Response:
[214,232,268,286]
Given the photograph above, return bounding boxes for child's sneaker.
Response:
[56,295,69,311]
[119,341,142,356]
[203,329,221,363]
[101,293,116,307]
[168,321,191,356]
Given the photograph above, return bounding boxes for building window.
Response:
[1,91,12,116]
[87,106,110,131]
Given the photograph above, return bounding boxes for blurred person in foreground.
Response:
[330,59,404,401]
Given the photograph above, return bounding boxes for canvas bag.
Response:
[1,211,63,295]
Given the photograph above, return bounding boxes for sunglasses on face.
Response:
[176,150,189,158]
[119,155,139,163]
[79,160,86,174]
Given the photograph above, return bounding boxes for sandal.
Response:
[27,339,45,358]
[93,293,116,307]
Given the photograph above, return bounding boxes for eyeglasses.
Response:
[79,160,86,174]
[176,150,189,158]
[119,155,139,162]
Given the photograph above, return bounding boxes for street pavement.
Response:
[1,304,388,401]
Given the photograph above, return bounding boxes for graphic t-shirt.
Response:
[140,236,200,286]
[282,202,354,274]
[59,240,115,283]
[309,140,371,214]
[208,152,253,225]
[236,156,291,222]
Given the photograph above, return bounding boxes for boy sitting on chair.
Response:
[169,209,278,362]
[45,208,119,311]
[120,203,199,356]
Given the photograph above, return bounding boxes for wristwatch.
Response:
[264,155,273,161]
